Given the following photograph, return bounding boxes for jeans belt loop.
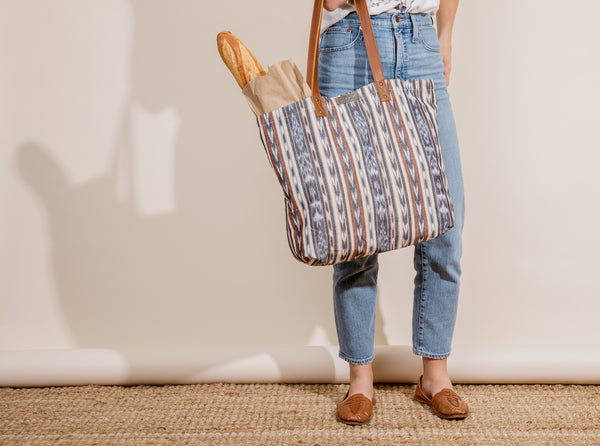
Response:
[412,14,419,43]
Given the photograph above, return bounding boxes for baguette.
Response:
[217,31,266,89]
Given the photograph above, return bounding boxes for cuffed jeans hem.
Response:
[413,348,451,359]
[338,350,375,365]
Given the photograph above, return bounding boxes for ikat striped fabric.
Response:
[257,78,454,266]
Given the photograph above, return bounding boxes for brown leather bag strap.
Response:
[306,0,391,118]
[354,0,391,102]
[306,0,327,116]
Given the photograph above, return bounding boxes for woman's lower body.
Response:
[318,11,467,419]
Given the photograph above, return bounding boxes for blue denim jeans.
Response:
[318,11,465,363]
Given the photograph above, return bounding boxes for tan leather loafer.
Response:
[336,389,375,425]
[414,374,469,419]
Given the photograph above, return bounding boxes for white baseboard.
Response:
[1,344,599,387]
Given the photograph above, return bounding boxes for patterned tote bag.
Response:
[255,0,455,266]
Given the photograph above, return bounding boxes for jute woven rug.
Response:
[1,382,599,445]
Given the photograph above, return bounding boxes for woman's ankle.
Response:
[347,362,374,399]
[349,361,373,375]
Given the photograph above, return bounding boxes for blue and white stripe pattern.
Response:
[257,78,454,266]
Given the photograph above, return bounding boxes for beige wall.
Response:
[2,0,599,354]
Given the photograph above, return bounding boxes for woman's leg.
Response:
[332,255,378,399]
[332,254,379,367]
[399,13,466,397]
[413,88,465,397]
[318,13,387,400]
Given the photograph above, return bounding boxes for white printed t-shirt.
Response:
[320,0,440,35]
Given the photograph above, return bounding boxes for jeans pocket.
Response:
[319,24,363,53]
[417,25,441,53]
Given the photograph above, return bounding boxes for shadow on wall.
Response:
[14,0,392,361]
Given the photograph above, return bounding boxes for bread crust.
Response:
[217,31,266,89]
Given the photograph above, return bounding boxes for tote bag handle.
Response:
[306,0,392,118]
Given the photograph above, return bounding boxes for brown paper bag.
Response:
[242,59,313,116]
